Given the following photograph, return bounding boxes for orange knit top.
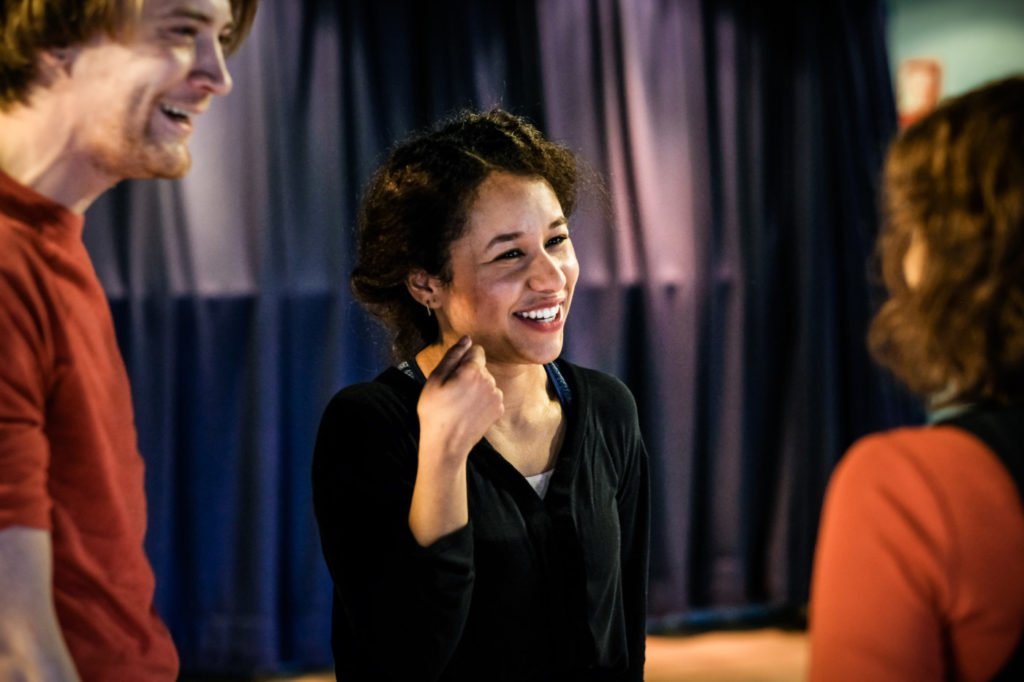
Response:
[810,426,1024,681]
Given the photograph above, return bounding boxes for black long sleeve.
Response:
[614,389,651,681]
[312,380,474,680]
[312,360,650,681]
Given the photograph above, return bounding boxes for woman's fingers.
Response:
[418,339,503,460]
[430,336,473,384]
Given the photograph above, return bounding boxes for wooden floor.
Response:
[257,629,807,682]
[645,630,807,682]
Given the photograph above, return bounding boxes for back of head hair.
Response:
[351,109,579,360]
[0,0,258,109]
[869,75,1024,406]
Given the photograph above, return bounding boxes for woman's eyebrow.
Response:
[483,217,568,251]
[484,232,523,251]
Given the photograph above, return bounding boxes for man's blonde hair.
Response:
[0,0,257,109]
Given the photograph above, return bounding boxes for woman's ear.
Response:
[405,270,442,311]
[902,229,927,290]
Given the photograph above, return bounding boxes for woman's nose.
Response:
[528,251,567,291]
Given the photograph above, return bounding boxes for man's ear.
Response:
[39,45,79,79]
[405,269,442,310]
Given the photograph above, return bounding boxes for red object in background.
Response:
[897,58,943,128]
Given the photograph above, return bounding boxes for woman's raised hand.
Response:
[417,336,504,465]
[409,336,503,545]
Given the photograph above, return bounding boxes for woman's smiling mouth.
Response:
[514,304,563,325]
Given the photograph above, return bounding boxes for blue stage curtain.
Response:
[81,0,917,674]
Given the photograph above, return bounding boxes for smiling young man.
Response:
[0,0,257,678]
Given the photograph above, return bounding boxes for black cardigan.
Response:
[312,359,649,681]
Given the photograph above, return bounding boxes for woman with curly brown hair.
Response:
[809,76,1024,681]
[312,110,648,681]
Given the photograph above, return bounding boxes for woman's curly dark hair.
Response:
[868,75,1024,406]
[351,109,579,360]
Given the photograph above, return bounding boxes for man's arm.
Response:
[0,526,80,681]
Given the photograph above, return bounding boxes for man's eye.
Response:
[169,26,198,39]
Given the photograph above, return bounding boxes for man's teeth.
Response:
[516,306,559,322]
[161,105,190,122]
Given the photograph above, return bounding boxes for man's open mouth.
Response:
[160,104,193,125]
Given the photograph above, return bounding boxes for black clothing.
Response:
[312,359,649,681]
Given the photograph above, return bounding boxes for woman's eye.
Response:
[547,234,569,247]
[496,249,524,261]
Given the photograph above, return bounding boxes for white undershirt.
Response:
[525,469,555,499]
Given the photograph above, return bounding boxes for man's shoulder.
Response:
[0,216,49,280]
[0,218,58,321]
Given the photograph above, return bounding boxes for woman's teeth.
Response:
[516,306,559,322]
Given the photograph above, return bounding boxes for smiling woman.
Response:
[312,110,650,681]
[412,171,578,369]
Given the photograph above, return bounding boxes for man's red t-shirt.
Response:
[0,170,178,679]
